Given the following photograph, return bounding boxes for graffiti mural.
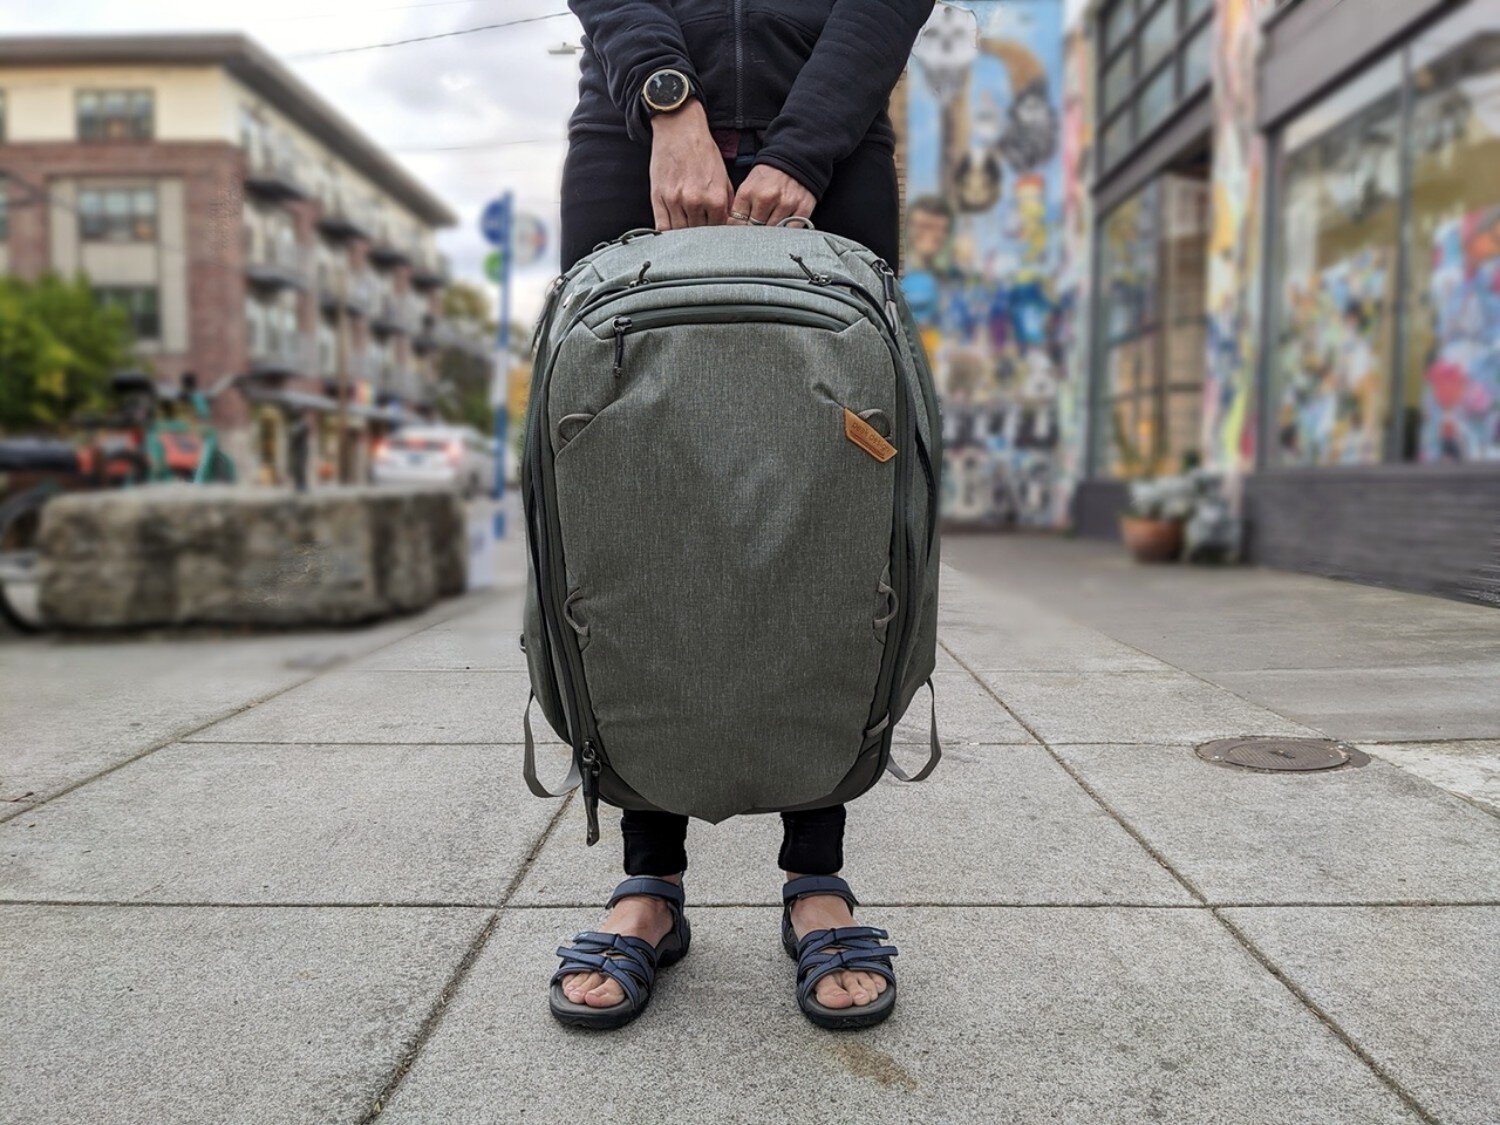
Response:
[903,0,1067,528]
[1422,209,1500,461]
[1202,0,1274,476]
[1055,26,1095,501]
[1273,249,1393,465]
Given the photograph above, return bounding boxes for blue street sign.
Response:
[480,197,512,247]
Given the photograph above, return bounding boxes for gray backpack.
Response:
[521,224,942,843]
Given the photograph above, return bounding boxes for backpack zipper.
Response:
[607,305,852,378]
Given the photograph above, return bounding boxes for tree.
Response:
[433,281,508,435]
[0,274,134,433]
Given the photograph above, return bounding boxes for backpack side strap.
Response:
[884,678,942,784]
[522,690,581,798]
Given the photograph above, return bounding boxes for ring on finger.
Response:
[748,216,766,226]
[730,210,751,222]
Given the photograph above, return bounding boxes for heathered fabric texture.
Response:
[551,320,894,821]
[524,226,940,822]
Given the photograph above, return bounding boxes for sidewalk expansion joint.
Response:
[941,640,1212,906]
[358,790,575,1124]
[942,635,1451,1123]
[0,607,474,828]
[1212,908,1444,1125]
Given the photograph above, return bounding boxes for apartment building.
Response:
[0,33,485,483]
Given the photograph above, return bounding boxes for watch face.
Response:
[645,70,689,112]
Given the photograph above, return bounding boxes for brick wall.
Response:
[1245,467,1500,607]
[0,140,249,425]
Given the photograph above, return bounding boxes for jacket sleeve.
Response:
[753,0,934,199]
[569,0,700,143]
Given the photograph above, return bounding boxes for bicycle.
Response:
[0,372,238,631]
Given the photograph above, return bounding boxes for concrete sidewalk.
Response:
[2,537,1497,1123]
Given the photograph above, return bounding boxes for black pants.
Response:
[559,129,898,878]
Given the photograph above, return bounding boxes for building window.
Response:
[78,187,158,242]
[1405,2,1500,463]
[1096,0,1215,177]
[1266,0,1500,467]
[94,287,161,340]
[1094,175,1209,477]
[77,89,154,141]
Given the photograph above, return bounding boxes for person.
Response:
[550,0,935,1032]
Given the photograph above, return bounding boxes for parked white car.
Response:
[372,425,496,499]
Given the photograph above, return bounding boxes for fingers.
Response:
[732,169,816,229]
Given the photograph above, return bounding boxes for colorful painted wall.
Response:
[1202,0,1274,476]
[902,0,1070,528]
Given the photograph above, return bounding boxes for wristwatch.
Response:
[642,68,693,115]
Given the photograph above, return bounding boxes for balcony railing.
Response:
[317,193,373,241]
[246,238,307,291]
[247,331,312,377]
[371,293,420,336]
[409,248,450,290]
[243,133,308,202]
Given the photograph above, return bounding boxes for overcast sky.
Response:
[0,0,1090,319]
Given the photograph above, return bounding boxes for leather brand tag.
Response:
[843,408,897,463]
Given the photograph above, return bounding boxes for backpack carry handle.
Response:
[776,216,816,229]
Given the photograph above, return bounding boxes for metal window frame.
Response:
[75,87,156,143]
[1096,0,1215,179]
[1258,30,1431,470]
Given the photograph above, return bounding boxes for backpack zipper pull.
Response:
[873,258,898,307]
[580,740,602,845]
[789,253,831,285]
[612,317,632,377]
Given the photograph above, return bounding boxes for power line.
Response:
[289,10,572,59]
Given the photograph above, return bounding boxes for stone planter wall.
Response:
[38,485,467,629]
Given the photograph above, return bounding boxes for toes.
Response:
[584,978,625,1008]
[562,971,600,1003]
[816,972,854,1009]
[847,971,873,1006]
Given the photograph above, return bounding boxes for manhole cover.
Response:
[1195,736,1355,772]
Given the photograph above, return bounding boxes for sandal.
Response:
[549,876,691,1031]
[781,874,898,1030]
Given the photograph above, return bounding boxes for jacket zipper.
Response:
[732,0,745,127]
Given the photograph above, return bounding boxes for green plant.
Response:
[1125,475,1197,521]
[0,274,134,433]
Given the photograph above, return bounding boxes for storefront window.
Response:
[1267,0,1500,468]
[1404,2,1500,462]
[1269,57,1403,467]
[1094,174,1209,478]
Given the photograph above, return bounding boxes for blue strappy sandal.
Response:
[781,875,898,1030]
[549,876,691,1031]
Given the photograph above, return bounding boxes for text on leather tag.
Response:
[843,408,897,463]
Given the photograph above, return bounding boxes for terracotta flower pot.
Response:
[1120,515,1184,563]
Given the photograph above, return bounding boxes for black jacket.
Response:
[567,0,934,200]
